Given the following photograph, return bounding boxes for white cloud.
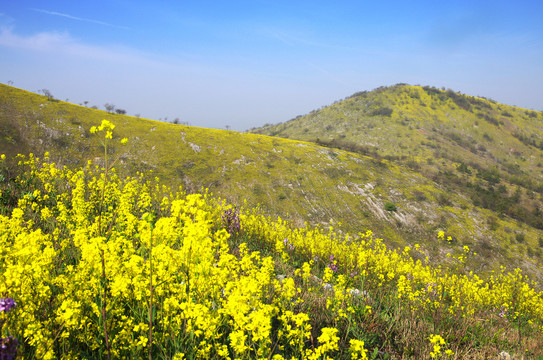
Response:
[0,14,14,35]
[31,8,129,30]
[0,27,160,67]
[0,26,70,51]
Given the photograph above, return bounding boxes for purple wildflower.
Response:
[498,306,508,321]
[0,336,19,360]
[328,263,338,272]
[283,238,294,250]
[0,298,16,313]
[222,208,241,235]
[327,254,338,272]
[425,283,437,296]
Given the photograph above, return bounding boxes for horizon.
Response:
[1,1,542,131]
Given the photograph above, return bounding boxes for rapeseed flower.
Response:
[1,133,543,359]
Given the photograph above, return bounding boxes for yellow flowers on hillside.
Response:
[0,120,542,358]
[90,119,115,134]
[0,146,365,358]
[428,334,453,358]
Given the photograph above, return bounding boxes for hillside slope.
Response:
[1,83,542,282]
[252,84,543,277]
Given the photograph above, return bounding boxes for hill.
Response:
[252,84,543,279]
[1,83,543,283]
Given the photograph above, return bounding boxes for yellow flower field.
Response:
[0,121,542,359]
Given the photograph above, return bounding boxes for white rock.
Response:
[189,142,201,152]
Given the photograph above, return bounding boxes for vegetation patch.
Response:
[384,202,397,212]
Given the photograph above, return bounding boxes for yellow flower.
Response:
[98,119,115,131]
[349,339,368,360]
[230,330,248,354]
[317,327,339,352]
[429,334,448,358]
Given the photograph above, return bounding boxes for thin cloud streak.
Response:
[304,61,350,87]
[31,8,129,30]
[263,28,355,51]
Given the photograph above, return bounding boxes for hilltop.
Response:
[1,83,543,283]
[252,84,543,275]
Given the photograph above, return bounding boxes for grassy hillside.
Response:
[1,83,542,284]
[252,84,543,279]
[252,85,543,228]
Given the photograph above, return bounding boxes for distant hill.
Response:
[1,83,543,282]
[252,84,543,277]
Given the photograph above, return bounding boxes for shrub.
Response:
[384,202,397,211]
[412,190,427,201]
[369,107,393,117]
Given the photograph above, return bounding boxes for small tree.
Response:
[115,109,126,115]
[39,89,55,100]
[104,103,115,113]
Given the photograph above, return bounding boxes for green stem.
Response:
[98,139,108,236]
[101,249,112,360]
[148,224,153,360]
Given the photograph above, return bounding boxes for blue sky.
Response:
[1,1,542,130]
